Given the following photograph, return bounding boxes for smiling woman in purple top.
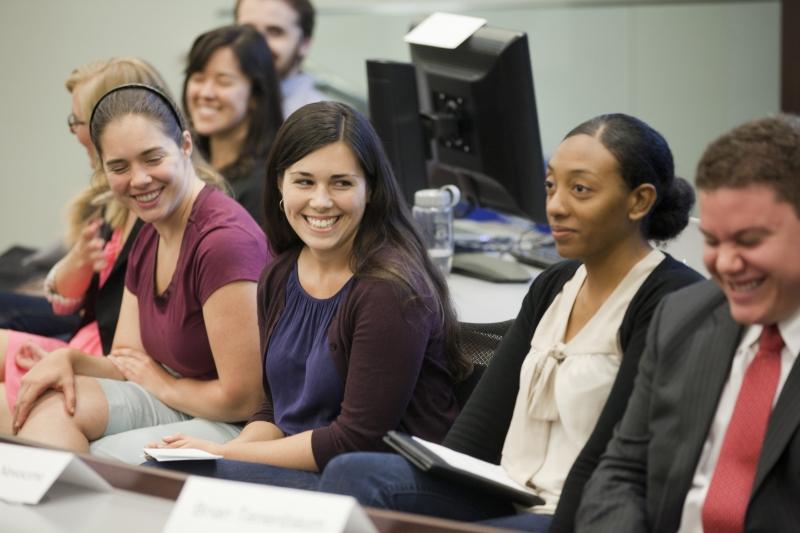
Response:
[147,101,468,486]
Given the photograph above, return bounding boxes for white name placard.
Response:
[144,447,222,462]
[404,12,487,50]
[0,443,111,505]
[164,476,377,533]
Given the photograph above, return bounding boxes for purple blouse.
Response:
[266,264,353,435]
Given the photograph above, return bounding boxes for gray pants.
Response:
[90,378,241,464]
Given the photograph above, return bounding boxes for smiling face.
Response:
[237,0,309,78]
[545,134,648,262]
[185,46,252,139]
[700,185,800,325]
[279,141,368,261]
[100,113,194,226]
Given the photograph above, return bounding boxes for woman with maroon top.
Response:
[11,84,269,463]
[145,101,469,488]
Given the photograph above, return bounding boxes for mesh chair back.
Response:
[459,320,513,366]
[454,319,513,408]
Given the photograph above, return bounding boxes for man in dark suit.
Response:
[576,115,800,532]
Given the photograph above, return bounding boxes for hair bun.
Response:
[647,176,695,241]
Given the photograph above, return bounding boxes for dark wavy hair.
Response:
[183,24,282,181]
[263,101,470,380]
[565,113,694,241]
[696,114,800,216]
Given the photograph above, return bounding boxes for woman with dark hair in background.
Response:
[146,101,467,488]
[319,113,704,532]
[11,84,268,464]
[183,24,283,224]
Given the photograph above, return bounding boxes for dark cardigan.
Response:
[225,157,266,227]
[443,254,703,531]
[75,218,143,354]
[250,248,460,469]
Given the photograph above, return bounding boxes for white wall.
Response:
[0,0,779,251]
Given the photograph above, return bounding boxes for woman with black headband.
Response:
[11,84,269,463]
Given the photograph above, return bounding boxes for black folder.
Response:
[383,431,544,507]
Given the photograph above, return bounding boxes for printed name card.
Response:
[404,12,487,49]
[0,443,111,504]
[164,476,377,533]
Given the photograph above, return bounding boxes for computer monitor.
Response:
[366,60,429,208]
[367,24,547,223]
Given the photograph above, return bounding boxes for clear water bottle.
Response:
[413,184,461,274]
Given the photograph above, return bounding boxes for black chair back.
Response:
[454,319,513,408]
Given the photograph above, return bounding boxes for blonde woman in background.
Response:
[0,58,167,432]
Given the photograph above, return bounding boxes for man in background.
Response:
[577,114,800,532]
[235,0,325,118]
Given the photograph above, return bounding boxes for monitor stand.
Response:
[428,164,528,222]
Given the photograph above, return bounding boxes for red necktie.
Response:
[702,324,784,532]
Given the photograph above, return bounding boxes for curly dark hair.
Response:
[696,114,800,216]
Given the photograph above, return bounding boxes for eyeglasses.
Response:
[67,113,86,133]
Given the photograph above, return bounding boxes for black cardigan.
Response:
[75,218,143,354]
[442,254,703,531]
[226,157,266,228]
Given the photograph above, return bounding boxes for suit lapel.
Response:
[752,352,800,493]
[659,302,743,527]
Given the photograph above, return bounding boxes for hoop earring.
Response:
[279,199,284,212]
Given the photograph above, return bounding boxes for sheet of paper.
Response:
[143,448,222,462]
[411,436,534,493]
[404,12,486,49]
[0,443,110,505]
[164,476,377,533]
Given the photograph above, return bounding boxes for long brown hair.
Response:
[183,24,282,180]
[263,102,470,380]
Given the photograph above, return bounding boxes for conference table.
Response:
[447,269,537,324]
[0,435,519,533]
[1,263,539,533]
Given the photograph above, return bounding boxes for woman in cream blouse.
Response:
[317,113,704,532]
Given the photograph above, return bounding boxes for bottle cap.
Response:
[414,184,461,208]
[414,189,450,207]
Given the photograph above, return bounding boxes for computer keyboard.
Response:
[510,243,563,269]
[453,218,564,269]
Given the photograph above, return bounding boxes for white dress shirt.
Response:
[678,307,800,532]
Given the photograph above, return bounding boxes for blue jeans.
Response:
[143,458,321,491]
[0,291,79,337]
[318,452,552,532]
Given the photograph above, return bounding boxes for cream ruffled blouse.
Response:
[501,249,665,514]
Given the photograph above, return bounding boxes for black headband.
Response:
[89,82,186,140]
